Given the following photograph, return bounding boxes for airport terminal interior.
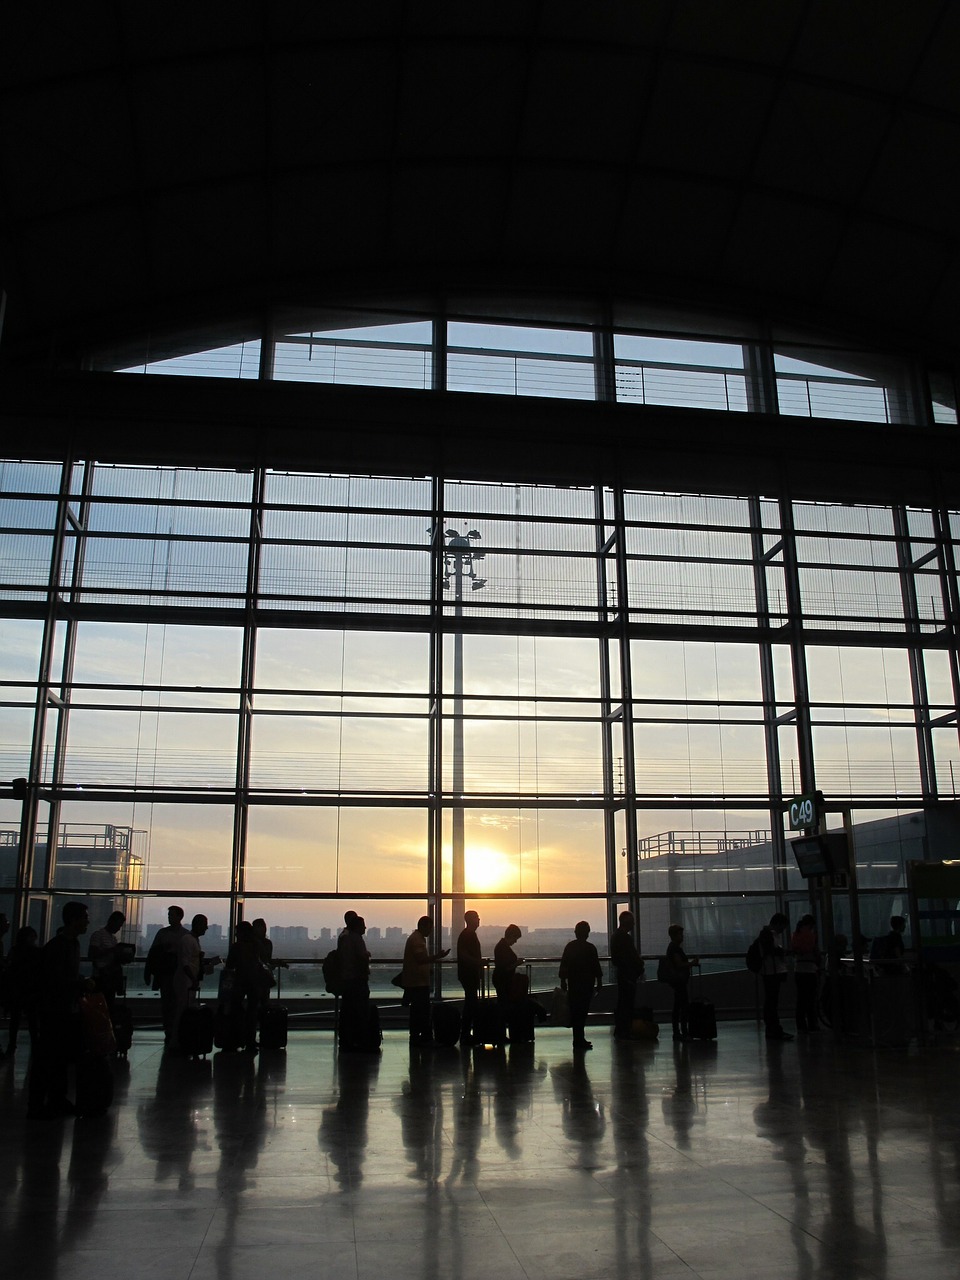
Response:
[2,3,960,1277]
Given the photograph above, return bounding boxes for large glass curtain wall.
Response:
[1,460,959,973]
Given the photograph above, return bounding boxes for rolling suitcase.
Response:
[214,1006,245,1051]
[472,998,506,1048]
[356,1003,382,1052]
[507,998,536,1045]
[179,1002,215,1058]
[432,1001,461,1047]
[687,999,717,1040]
[111,1003,134,1058]
[686,962,717,1040]
[260,1002,289,1051]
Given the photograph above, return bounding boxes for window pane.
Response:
[447,322,595,399]
[275,318,432,390]
[245,805,428,893]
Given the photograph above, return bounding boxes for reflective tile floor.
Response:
[3,1022,960,1280]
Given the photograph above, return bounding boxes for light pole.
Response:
[443,528,486,935]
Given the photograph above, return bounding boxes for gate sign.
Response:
[787,791,822,831]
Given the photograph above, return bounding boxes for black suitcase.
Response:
[76,1054,114,1117]
[472,999,506,1048]
[214,1005,245,1051]
[111,1004,134,1058]
[260,1003,289,1051]
[432,1001,461,1047]
[687,998,717,1040]
[341,1003,382,1053]
[180,1002,215,1057]
[507,999,536,1045]
[358,1003,383,1052]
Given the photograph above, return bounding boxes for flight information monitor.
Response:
[791,835,834,879]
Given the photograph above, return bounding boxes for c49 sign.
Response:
[787,791,823,831]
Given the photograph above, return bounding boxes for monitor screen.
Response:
[791,835,833,879]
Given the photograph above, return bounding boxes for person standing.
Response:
[88,910,126,1012]
[171,913,217,1049]
[28,901,94,1118]
[145,906,188,1047]
[791,914,820,1033]
[759,912,793,1041]
[456,909,484,1046]
[493,924,523,1004]
[559,921,604,1051]
[225,920,263,1052]
[402,915,449,1045]
[871,915,907,974]
[337,911,372,1050]
[2,925,41,1057]
[664,924,694,1041]
[610,910,644,1039]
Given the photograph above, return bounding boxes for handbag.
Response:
[390,972,406,988]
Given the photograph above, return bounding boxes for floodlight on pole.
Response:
[443,526,486,935]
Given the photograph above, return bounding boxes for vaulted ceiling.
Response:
[2,1,958,366]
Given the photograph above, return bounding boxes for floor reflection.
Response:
[1,1022,960,1279]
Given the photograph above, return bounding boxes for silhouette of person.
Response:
[337,911,371,1051]
[145,906,188,1047]
[759,912,793,1041]
[664,923,695,1041]
[457,910,483,1046]
[402,916,448,1045]
[171,913,217,1050]
[558,921,603,1051]
[225,920,262,1052]
[251,917,286,1010]
[790,914,821,1032]
[28,901,94,1118]
[88,910,126,1012]
[871,915,907,973]
[610,910,644,1039]
[3,925,41,1057]
[493,924,522,1004]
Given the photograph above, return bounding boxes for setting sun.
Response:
[465,845,516,893]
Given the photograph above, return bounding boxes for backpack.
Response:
[322,948,343,995]
[745,937,763,974]
[657,955,673,984]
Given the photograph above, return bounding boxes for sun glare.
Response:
[465,846,516,894]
